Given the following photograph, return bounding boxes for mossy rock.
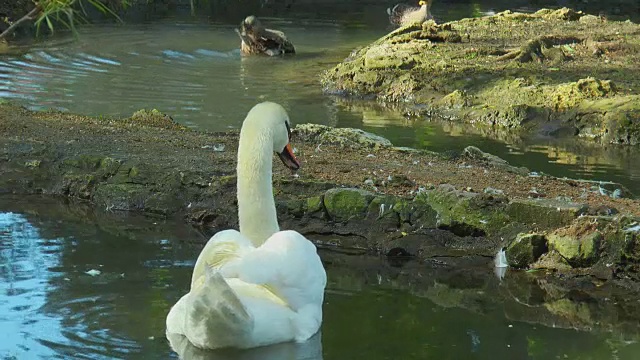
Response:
[408,193,439,229]
[61,174,96,199]
[552,78,616,111]
[535,8,584,21]
[129,109,180,129]
[294,124,392,149]
[507,198,588,229]
[436,90,468,109]
[306,195,324,214]
[324,188,375,222]
[547,230,602,267]
[367,195,399,219]
[533,250,572,271]
[284,199,306,218]
[98,157,121,178]
[507,233,548,268]
[462,146,529,175]
[93,183,151,211]
[63,155,105,171]
[425,185,509,236]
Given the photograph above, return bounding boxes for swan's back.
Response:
[260,231,326,310]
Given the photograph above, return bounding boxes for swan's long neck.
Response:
[237,128,280,246]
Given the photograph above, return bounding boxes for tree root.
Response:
[496,35,582,63]
[0,5,41,41]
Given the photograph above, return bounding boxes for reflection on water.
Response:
[0,20,375,130]
[167,331,323,360]
[1,196,640,359]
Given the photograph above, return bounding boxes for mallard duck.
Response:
[235,16,295,57]
[387,0,433,27]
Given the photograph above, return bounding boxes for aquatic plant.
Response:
[0,0,129,40]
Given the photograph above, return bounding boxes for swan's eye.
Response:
[285,122,291,140]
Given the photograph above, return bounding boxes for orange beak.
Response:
[277,143,300,170]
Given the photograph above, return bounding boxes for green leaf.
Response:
[33,0,127,36]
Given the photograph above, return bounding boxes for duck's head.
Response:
[242,15,264,34]
[419,0,426,6]
[242,102,300,171]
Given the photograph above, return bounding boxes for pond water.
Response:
[1,196,640,359]
[1,0,640,195]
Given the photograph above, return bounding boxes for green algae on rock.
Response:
[506,233,548,268]
[294,123,392,149]
[548,230,602,267]
[322,8,640,145]
[324,188,375,222]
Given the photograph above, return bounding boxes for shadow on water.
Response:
[1,195,640,359]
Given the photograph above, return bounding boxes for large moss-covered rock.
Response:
[425,185,510,236]
[507,233,548,268]
[323,188,376,222]
[547,229,602,267]
[294,124,392,149]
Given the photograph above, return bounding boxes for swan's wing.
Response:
[184,271,253,349]
[225,230,327,310]
[191,229,254,290]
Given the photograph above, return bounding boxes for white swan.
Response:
[166,102,327,351]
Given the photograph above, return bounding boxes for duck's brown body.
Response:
[236,16,295,57]
[387,0,433,27]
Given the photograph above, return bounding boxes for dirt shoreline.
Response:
[1,102,639,255]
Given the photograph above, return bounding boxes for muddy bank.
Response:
[321,8,640,145]
[1,103,640,289]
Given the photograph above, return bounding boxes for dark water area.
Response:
[1,196,640,359]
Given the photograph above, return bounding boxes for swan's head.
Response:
[242,102,300,171]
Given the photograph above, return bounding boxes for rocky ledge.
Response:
[321,8,640,145]
[1,104,639,290]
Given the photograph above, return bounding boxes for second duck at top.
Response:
[236,15,296,56]
[387,0,433,27]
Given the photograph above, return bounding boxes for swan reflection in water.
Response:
[167,331,323,360]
